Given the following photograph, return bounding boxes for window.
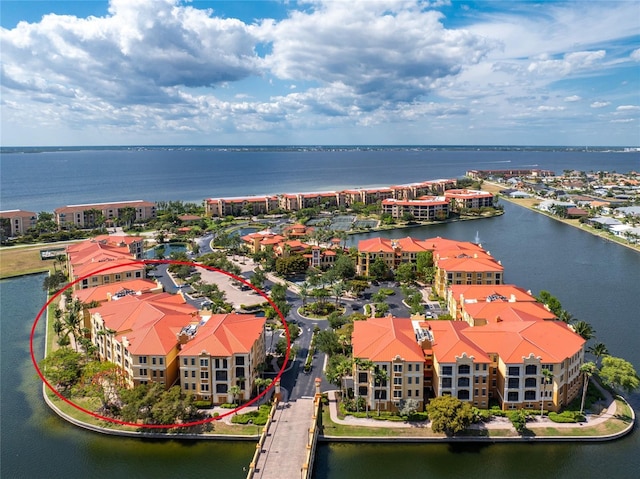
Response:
[184,370,188,378]
[183,358,188,366]
[359,386,368,396]
[358,373,368,383]
[216,384,228,394]
[407,377,412,385]
[458,377,470,387]
[184,383,189,390]
[140,368,147,376]
[201,384,209,392]
[525,364,537,375]
[542,364,554,372]
[525,390,536,400]
[441,366,452,375]
[458,365,470,374]
[191,370,196,378]
[393,364,403,372]
[236,367,245,378]
[508,366,520,376]
[159,358,164,365]
[482,388,486,396]
[508,378,519,389]
[415,377,419,385]
[475,376,479,384]
[458,390,470,400]
[507,391,519,402]
[442,378,452,388]
[475,364,479,371]
[140,356,147,364]
[152,357,156,365]
[200,358,209,367]
[525,378,537,388]
[393,390,402,398]
[216,371,228,381]
[374,390,387,400]
[191,358,195,366]
[408,364,412,372]
[408,390,412,397]
[200,371,209,379]
[393,377,402,385]
[235,356,245,366]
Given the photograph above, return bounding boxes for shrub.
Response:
[231,404,271,425]
[548,411,585,423]
[194,400,213,408]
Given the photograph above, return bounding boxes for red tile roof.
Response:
[179,314,265,357]
[353,317,425,362]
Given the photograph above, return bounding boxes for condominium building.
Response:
[67,236,145,290]
[54,200,156,229]
[381,197,450,221]
[205,196,279,217]
[89,292,265,401]
[352,316,426,413]
[0,209,37,238]
[178,314,266,404]
[433,250,504,298]
[352,314,585,412]
[89,292,199,388]
[444,189,495,211]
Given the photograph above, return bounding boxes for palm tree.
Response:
[571,320,596,341]
[331,281,345,306]
[558,310,574,324]
[353,358,373,413]
[587,342,609,367]
[229,385,242,406]
[374,366,389,416]
[298,281,310,307]
[579,362,597,415]
[540,368,554,417]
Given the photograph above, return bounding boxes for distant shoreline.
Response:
[483,182,640,254]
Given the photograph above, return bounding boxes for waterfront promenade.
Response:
[323,381,635,441]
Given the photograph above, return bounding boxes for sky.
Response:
[1,0,639,146]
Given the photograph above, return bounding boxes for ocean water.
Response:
[1,146,638,213]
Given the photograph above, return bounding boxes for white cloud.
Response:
[591,101,611,108]
[1,0,262,106]
[616,105,640,112]
[564,95,582,102]
[258,0,494,105]
[630,48,640,61]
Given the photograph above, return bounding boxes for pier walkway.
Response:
[248,379,322,479]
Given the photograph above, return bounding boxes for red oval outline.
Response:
[30,258,290,430]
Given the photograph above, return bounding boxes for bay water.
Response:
[1,148,638,478]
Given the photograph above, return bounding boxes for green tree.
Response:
[579,362,597,415]
[332,254,356,280]
[541,368,554,416]
[250,267,265,290]
[118,206,138,229]
[536,290,562,317]
[571,320,595,341]
[39,348,83,392]
[315,329,341,356]
[297,281,310,306]
[587,342,609,367]
[373,366,388,416]
[43,271,67,293]
[229,385,242,405]
[346,279,369,297]
[369,257,390,281]
[395,262,416,284]
[426,395,474,435]
[599,356,640,393]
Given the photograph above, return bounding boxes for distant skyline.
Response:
[1,1,639,147]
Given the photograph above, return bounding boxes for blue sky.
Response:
[1,0,638,146]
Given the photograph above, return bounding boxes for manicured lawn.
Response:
[0,246,52,278]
